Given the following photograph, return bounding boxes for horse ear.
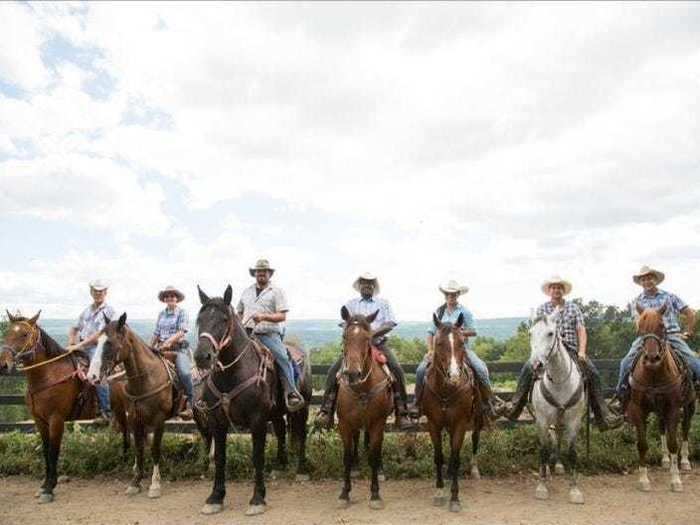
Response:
[433,313,441,328]
[657,302,667,316]
[117,312,127,332]
[5,310,16,323]
[28,310,41,325]
[223,284,233,306]
[455,312,464,328]
[635,302,644,315]
[340,306,350,321]
[197,285,210,305]
[366,309,380,324]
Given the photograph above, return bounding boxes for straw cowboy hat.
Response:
[541,275,573,295]
[89,279,109,291]
[439,279,469,296]
[158,286,185,302]
[249,258,275,277]
[633,265,665,286]
[353,272,380,294]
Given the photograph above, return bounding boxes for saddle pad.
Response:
[371,346,387,365]
[286,344,306,365]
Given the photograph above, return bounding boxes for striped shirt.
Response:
[237,284,289,335]
[344,296,396,332]
[427,304,476,348]
[75,303,115,350]
[631,289,688,334]
[536,301,585,352]
[153,307,189,343]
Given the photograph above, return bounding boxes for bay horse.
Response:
[626,304,696,492]
[336,306,394,510]
[193,285,312,517]
[87,312,183,498]
[529,313,586,504]
[1,311,126,503]
[422,312,480,513]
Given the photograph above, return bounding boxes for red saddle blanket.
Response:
[371,346,387,365]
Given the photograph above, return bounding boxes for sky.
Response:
[1,2,699,321]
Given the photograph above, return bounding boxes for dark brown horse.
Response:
[336,306,394,510]
[193,285,312,518]
[87,313,183,498]
[627,305,696,492]
[1,311,126,503]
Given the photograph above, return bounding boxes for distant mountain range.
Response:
[36,317,526,349]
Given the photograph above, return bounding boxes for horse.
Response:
[626,304,696,492]
[87,312,184,498]
[336,306,394,510]
[529,313,586,504]
[1,310,126,503]
[421,312,481,513]
[193,285,312,517]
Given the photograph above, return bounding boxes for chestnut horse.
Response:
[87,313,183,498]
[1,311,126,503]
[422,312,481,513]
[336,306,394,510]
[627,305,696,492]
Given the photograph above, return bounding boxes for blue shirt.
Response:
[427,303,476,348]
[631,289,688,334]
[75,303,116,350]
[153,306,189,342]
[345,296,396,332]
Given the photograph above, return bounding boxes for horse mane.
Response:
[637,309,664,334]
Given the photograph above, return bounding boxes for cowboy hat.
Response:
[633,265,665,285]
[89,279,109,291]
[541,275,572,296]
[158,286,185,302]
[249,259,275,277]
[439,279,469,296]
[352,272,380,294]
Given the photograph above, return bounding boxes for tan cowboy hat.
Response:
[541,275,573,296]
[439,279,469,296]
[633,265,665,285]
[249,258,275,277]
[352,272,380,294]
[89,279,109,291]
[158,286,185,302]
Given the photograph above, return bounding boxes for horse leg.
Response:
[271,414,288,473]
[35,421,50,499]
[429,425,446,506]
[680,401,694,472]
[448,425,467,513]
[554,429,565,476]
[38,417,63,503]
[666,414,683,492]
[292,409,311,481]
[367,422,385,510]
[148,424,164,498]
[659,417,670,469]
[337,425,354,508]
[201,424,227,514]
[126,424,145,495]
[470,426,481,480]
[636,418,651,492]
[563,423,584,504]
[246,423,268,516]
[535,425,551,500]
[350,430,361,478]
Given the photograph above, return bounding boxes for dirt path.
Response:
[2,470,697,525]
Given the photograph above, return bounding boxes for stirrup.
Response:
[286,393,305,413]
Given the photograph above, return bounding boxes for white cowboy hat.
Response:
[89,279,109,291]
[352,272,380,294]
[541,275,572,296]
[633,265,665,286]
[249,258,275,277]
[439,279,469,296]
[158,286,185,303]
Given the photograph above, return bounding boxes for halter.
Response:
[197,303,254,372]
[542,330,574,385]
[432,329,469,385]
[10,321,42,363]
[639,332,668,357]
[340,320,373,389]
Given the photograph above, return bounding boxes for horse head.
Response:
[87,312,129,383]
[2,310,42,368]
[194,284,236,370]
[636,303,667,371]
[528,312,560,375]
[431,312,467,385]
[340,306,382,386]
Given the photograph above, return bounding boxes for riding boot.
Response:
[408,381,423,419]
[584,362,623,431]
[505,364,534,421]
[392,384,416,431]
[477,380,506,420]
[314,384,338,429]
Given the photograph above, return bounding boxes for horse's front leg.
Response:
[201,421,227,515]
[448,422,467,513]
[636,417,651,492]
[367,419,386,510]
[35,421,50,500]
[271,413,288,473]
[680,401,695,471]
[471,423,481,480]
[659,417,671,469]
[246,421,268,516]
[126,423,145,495]
[666,412,683,492]
[337,422,354,508]
[535,421,551,500]
[148,422,164,498]
[428,423,445,506]
[292,409,311,481]
[563,414,584,505]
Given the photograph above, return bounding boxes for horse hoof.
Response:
[377,472,386,482]
[471,465,481,480]
[680,461,692,472]
[661,457,671,469]
[57,475,70,484]
[125,485,141,496]
[201,503,223,515]
[38,493,54,504]
[535,484,549,500]
[369,499,384,510]
[350,469,361,479]
[336,498,350,509]
[555,463,565,475]
[638,480,651,492]
[449,501,462,513]
[148,487,161,499]
[670,481,683,493]
[245,504,267,516]
[568,488,584,505]
[295,473,311,482]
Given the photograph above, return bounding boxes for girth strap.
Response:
[341,377,391,408]
[123,355,174,405]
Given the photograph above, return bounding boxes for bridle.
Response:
[432,328,468,384]
[198,303,254,372]
[340,320,373,388]
[6,321,42,365]
[639,332,668,359]
[534,321,573,385]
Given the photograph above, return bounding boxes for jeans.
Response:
[415,350,491,389]
[257,333,299,395]
[174,346,194,403]
[87,345,111,413]
[616,333,700,393]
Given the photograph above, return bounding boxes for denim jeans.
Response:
[87,345,111,413]
[257,333,299,395]
[616,333,700,393]
[174,346,194,403]
[415,350,491,389]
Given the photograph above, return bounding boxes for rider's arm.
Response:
[257,312,287,323]
[161,330,186,349]
[577,324,588,359]
[681,306,696,338]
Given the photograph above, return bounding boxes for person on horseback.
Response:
[67,279,115,422]
[505,276,622,430]
[612,265,699,411]
[150,286,194,420]
[237,259,305,412]
[411,280,504,419]
[315,272,415,430]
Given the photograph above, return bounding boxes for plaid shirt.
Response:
[536,301,585,352]
[345,296,396,332]
[75,303,115,350]
[153,307,189,343]
[631,289,688,334]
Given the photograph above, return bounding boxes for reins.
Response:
[10,322,78,372]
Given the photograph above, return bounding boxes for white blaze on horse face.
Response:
[448,332,460,380]
[87,334,106,383]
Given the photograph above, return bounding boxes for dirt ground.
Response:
[2,470,697,525]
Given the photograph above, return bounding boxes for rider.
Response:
[612,265,700,409]
[315,272,414,431]
[236,258,305,412]
[411,280,504,419]
[67,279,115,422]
[505,276,622,430]
[150,286,194,420]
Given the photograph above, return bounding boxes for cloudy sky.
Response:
[1,2,699,321]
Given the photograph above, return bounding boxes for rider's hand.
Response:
[681,332,692,340]
[252,313,266,323]
[66,344,80,352]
